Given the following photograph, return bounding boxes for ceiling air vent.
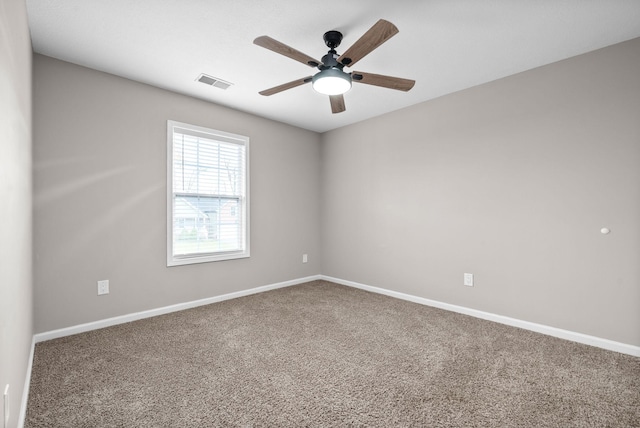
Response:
[196,74,232,90]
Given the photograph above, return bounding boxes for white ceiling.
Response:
[26,1,640,133]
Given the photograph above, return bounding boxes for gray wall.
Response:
[33,39,640,347]
[33,55,321,332]
[321,38,640,346]
[0,0,33,426]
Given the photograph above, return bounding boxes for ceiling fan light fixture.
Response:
[312,68,352,96]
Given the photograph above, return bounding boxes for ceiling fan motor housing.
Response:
[321,51,340,68]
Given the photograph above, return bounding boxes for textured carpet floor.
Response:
[26,281,639,427]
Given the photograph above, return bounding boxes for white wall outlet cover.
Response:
[302,254,308,263]
[464,273,474,287]
[97,280,110,295]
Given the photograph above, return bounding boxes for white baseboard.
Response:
[32,272,640,356]
[34,275,321,344]
[321,275,640,357]
[18,336,35,428]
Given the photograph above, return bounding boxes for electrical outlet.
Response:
[4,384,9,428]
[302,254,308,263]
[464,273,474,287]
[97,280,109,295]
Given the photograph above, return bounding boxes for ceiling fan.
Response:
[253,19,415,114]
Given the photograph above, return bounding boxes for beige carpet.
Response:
[26,280,639,427]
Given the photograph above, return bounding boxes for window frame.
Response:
[167,120,250,266]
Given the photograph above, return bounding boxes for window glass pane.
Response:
[173,136,245,197]
[173,195,240,256]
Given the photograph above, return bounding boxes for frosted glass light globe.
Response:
[312,68,352,95]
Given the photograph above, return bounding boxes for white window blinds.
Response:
[167,121,249,265]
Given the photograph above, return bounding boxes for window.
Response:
[167,120,249,266]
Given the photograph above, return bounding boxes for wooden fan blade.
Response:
[338,19,399,67]
[329,95,346,114]
[259,77,312,96]
[352,71,415,92]
[254,36,321,68]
